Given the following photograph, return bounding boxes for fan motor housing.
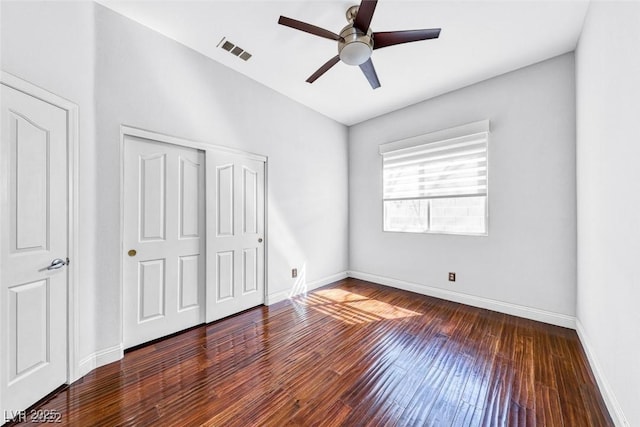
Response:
[338,25,373,66]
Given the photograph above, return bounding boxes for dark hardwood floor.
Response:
[7,278,612,426]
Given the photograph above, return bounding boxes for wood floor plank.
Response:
[3,278,613,427]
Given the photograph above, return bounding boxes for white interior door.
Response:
[207,150,265,322]
[123,136,205,348]
[0,84,68,415]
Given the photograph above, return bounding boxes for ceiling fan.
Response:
[278,0,441,89]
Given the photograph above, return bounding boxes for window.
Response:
[380,121,489,235]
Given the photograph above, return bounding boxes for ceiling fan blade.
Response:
[373,28,441,50]
[359,58,381,89]
[278,16,341,41]
[307,55,341,83]
[354,0,378,33]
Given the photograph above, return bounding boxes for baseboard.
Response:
[575,320,628,426]
[77,343,124,379]
[265,271,348,305]
[347,271,576,329]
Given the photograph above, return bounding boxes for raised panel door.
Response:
[0,84,68,416]
[123,136,205,348]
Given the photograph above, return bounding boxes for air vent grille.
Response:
[217,37,252,62]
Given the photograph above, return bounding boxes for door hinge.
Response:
[66,257,70,265]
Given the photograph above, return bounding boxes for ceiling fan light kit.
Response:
[278,0,441,89]
[338,25,373,66]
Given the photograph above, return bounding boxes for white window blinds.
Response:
[382,132,488,200]
[380,120,490,235]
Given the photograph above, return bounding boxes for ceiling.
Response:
[96,0,589,125]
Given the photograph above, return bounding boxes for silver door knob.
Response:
[258,238,263,243]
[47,258,67,270]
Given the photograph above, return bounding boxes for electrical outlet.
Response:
[292,268,298,278]
[448,272,456,282]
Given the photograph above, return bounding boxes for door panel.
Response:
[243,168,258,234]
[216,251,234,301]
[1,84,68,415]
[180,158,200,238]
[242,248,258,293]
[9,279,49,379]
[12,113,49,251]
[178,255,200,310]
[138,259,165,321]
[207,151,264,322]
[140,153,166,241]
[123,136,205,348]
[216,164,234,236]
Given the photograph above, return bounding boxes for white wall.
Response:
[349,53,577,324]
[1,1,98,363]
[576,2,640,425]
[1,1,348,366]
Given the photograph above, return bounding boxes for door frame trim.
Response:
[0,71,81,383]
[119,125,268,346]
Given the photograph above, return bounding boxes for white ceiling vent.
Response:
[217,37,252,61]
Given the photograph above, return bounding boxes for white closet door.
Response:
[123,136,205,348]
[207,150,265,322]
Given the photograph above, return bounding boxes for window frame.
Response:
[379,120,490,237]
